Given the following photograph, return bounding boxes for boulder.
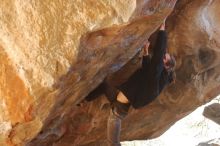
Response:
[203,103,220,125]
[0,0,219,146]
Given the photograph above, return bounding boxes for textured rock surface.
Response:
[0,0,219,146]
[198,138,220,146]
[203,103,220,125]
[0,0,176,146]
[29,0,220,145]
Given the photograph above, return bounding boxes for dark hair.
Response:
[166,55,176,83]
[168,70,176,83]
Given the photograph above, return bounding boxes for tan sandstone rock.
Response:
[28,0,220,146]
[0,0,176,145]
[0,0,219,146]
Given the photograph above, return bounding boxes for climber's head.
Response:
[163,53,176,83]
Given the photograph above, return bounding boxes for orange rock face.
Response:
[0,0,220,146]
[0,48,34,146]
[28,0,220,146]
[0,48,33,124]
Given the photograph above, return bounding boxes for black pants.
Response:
[85,80,131,145]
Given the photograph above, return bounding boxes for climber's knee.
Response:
[112,100,130,119]
[116,91,129,104]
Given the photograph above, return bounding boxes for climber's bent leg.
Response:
[107,100,130,146]
[107,108,122,146]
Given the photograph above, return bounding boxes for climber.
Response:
[106,20,176,146]
[85,20,176,146]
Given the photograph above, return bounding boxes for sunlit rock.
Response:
[0,0,219,146]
